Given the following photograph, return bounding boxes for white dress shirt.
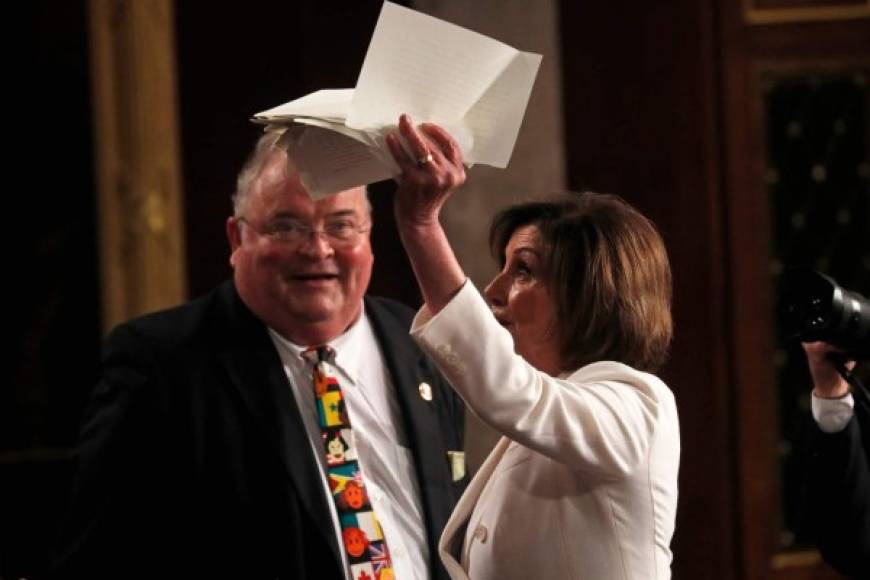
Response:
[268,307,430,580]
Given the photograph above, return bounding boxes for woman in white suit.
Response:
[386,115,680,580]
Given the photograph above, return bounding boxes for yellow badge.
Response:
[447,450,466,481]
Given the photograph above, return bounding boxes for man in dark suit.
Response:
[53,130,466,579]
[803,342,869,578]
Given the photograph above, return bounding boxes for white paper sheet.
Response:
[280,125,396,200]
[253,89,353,123]
[251,1,541,197]
[346,2,540,168]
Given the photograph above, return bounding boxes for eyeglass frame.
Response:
[235,215,372,247]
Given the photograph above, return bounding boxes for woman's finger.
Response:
[399,114,434,163]
[386,132,416,172]
[421,123,463,167]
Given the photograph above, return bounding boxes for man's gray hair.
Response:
[231,129,372,218]
[232,130,286,218]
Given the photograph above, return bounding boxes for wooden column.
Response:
[89,0,187,332]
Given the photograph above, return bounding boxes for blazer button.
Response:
[474,524,488,543]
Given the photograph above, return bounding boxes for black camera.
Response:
[778,269,870,360]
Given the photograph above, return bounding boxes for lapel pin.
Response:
[447,450,466,481]
[418,382,433,401]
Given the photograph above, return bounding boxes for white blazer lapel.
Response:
[438,436,512,579]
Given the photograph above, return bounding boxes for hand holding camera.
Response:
[802,341,854,399]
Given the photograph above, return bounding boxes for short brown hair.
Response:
[489,192,673,373]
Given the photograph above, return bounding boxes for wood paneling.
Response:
[744,0,870,25]
[89,0,187,330]
[720,0,868,574]
[560,0,867,578]
[558,1,735,577]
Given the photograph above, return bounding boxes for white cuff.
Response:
[811,391,854,433]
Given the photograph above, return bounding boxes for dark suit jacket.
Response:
[807,393,870,578]
[53,280,466,579]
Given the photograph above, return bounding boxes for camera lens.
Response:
[779,269,870,359]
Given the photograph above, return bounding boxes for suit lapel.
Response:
[364,297,455,563]
[215,283,341,564]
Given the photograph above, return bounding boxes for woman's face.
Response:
[484,224,562,375]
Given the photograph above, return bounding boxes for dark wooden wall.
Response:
[559,1,737,577]
[560,0,869,578]
[721,3,868,579]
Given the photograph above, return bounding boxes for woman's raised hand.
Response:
[386,114,466,230]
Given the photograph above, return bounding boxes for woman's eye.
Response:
[515,263,533,278]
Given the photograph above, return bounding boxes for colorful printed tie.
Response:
[306,346,395,580]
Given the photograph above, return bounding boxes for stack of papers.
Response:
[253,1,542,198]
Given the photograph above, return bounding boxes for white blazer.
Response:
[411,282,680,580]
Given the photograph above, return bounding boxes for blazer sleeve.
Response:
[52,323,170,577]
[806,406,870,578]
[410,281,676,482]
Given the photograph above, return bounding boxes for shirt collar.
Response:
[267,303,368,385]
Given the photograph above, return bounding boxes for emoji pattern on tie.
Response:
[310,346,394,580]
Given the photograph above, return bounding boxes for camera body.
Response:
[778,269,870,360]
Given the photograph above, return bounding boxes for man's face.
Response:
[227,152,373,345]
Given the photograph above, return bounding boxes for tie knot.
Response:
[303,345,335,364]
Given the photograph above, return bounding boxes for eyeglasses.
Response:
[237,216,371,247]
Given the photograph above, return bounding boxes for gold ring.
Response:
[417,152,434,166]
